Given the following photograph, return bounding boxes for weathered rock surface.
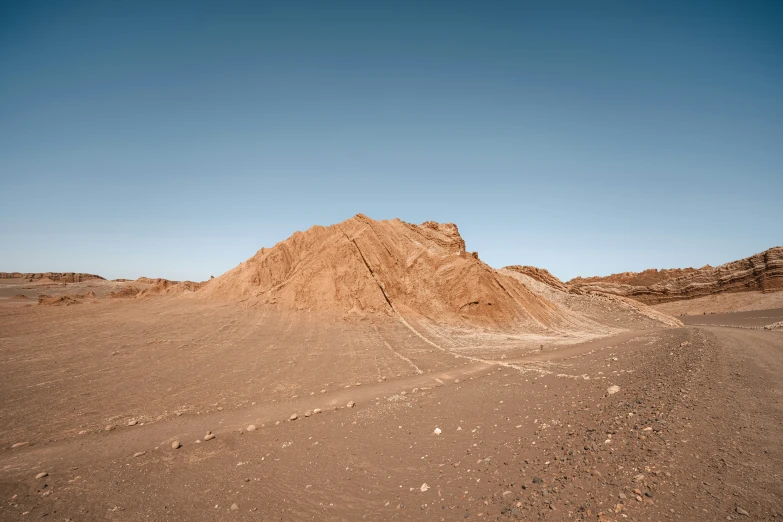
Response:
[199,214,679,333]
[568,247,783,304]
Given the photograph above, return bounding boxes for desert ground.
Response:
[1,218,781,521]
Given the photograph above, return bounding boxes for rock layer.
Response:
[568,247,783,304]
[0,272,105,283]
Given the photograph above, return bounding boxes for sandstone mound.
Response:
[200,214,679,333]
[37,291,96,306]
[109,285,140,299]
[568,247,783,305]
[38,295,80,306]
[0,272,104,283]
[136,278,205,298]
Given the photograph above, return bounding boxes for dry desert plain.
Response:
[1,215,782,521]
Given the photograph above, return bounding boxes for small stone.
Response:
[607,385,621,395]
[247,425,257,432]
[532,477,543,484]
[347,401,355,408]
[420,483,429,492]
[230,503,239,511]
[35,472,48,479]
[290,413,298,421]
[454,379,460,384]
[304,410,312,417]
[171,441,181,449]
[736,507,749,516]
[11,442,29,449]
[105,425,116,431]
[619,492,627,500]
[634,474,645,482]
[133,451,145,458]
[644,491,654,498]
[434,427,442,435]
[313,408,322,414]
[204,432,216,441]
[128,419,138,426]
[400,391,407,396]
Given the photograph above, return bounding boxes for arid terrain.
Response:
[1,216,781,521]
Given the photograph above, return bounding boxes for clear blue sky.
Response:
[1,1,781,281]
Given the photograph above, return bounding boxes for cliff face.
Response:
[568,247,783,305]
[0,272,105,283]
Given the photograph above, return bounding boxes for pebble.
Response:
[607,385,621,395]
[133,451,145,458]
[290,413,298,421]
[420,483,429,492]
[347,401,355,408]
[304,410,312,417]
[172,441,181,449]
[204,432,216,441]
[128,419,138,426]
[35,472,48,479]
[105,425,116,431]
[230,503,239,511]
[736,507,749,516]
[434,427,442,435]
[247,425,257,432]
[313,408,322,414]
[11,442,29,449]
[454,379,460,384]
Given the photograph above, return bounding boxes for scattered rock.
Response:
[736,507,749,516]
[304,410,312,417]
[313,408,322,414]
[172,441,181,449]
[420,483,429,492]
[35,472,48,479]
[347,401,355,408]
[11,442,29,449]
[128,419,138,426]
[247,425,257,432]
[231,503,239,511]
[133,451,145,458]
[607,385,621,395]
[290,413,298,421]
[434,427,442,435]
[105,425,116,431]
[204,432,215,441]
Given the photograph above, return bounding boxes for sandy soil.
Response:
[1,296,782,520]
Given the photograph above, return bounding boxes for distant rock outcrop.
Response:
[568,247,783,304]
[0,272,105,283]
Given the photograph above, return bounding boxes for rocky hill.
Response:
[568,247,783,304]
[200,214,680,333]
